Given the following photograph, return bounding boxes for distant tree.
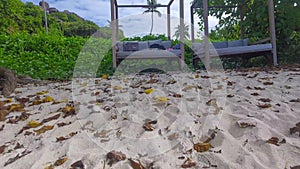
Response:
[39,1,49,10]
[173,23,190,40]
[143,0,162,35]
[106,19,123,29]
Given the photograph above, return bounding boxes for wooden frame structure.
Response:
[190,0,278,66]
[110,0,185,68]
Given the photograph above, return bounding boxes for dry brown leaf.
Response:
[54,157,68,166]
[291,166,300,169]
[167,133,179,140]
[70,160,84,169]
[227,94,234,98]
[143,121,156,131]
[258,98,271,102]
[172,93,183,98]
[56,132,78,142]
[4,150,31,166]
[166,79,176,85]
[0,110,8,121]
[181,158,196,168]
[57,122,72,127]
[129,159,146,169]
[0,145,7,154]
[34,125,54,135]
[201,75,210,79]
[251,93,259,96]
[60,104,76,118]
[0,99,12,107]
[254,87,265,90]
[290,122,300,136]
[237,121,256,128]
[290,98,300,103]
[106,150,126,166]
[41,114,60,124]
[94,129,112,138]
[257,103,272,108]
[206,99,217,106]
[266,137,279,146]
[16,97,30,103]
[194,142,211,152]
[0,124,4,131]
[263,81,273,85]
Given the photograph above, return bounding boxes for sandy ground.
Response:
[0,68,300,169]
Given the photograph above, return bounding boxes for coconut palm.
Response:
[106,20,123,29]
[173,24,190,40]
[143,0,162,35]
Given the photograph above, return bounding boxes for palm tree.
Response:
[106,20,123,29]
[143,0,162,35]
[173,24,190,40]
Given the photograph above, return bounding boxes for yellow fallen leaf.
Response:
[144,88,154,94]
[28,121,42,128]
[54,157,68,166]
[36,90,49,95]
[113,86,122,90]
[9,104,25,112]
[195,74,200,78]
[34,125,54,135]
[44,165,54,169]
[80,82,88,87]
[43,96,54,102]
[96,102,103,106]
[194,142,211,152]
[156,97,169,102]
[101,74,108,79]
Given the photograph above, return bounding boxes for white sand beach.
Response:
[0,68,300,169]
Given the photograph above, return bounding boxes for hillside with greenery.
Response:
[0,0,121,80]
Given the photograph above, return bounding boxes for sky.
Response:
[21,0,218,38]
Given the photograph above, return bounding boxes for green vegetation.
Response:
[0,0,299,81]
[0,0,122,80]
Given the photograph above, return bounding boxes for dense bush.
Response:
[0,33,87,79]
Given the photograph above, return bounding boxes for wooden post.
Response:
[179,0,184,69]
[203,0,210,70]
[268,0,278,66]
[115,4,119,41]
[191,6,195,43]
[167,6,171,40]
[111,0,117,68]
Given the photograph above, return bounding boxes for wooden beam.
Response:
[179,0,184,68]
[111,0,117,68]
[168,0,175,6]
[191,6,195,42]
[268,0,278,66]
[115,5,119,41]
[203,0,210,70]
[167,6,171,40]
[117,4,168,8]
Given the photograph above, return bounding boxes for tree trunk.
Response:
[150,12,154,35]
[0,67,17,97]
